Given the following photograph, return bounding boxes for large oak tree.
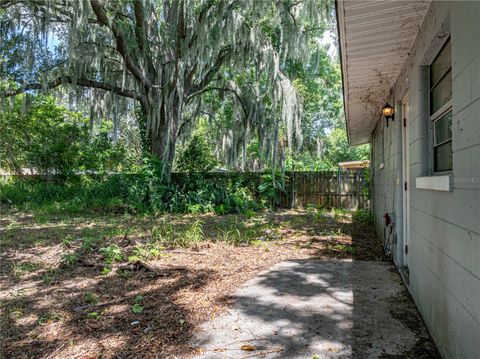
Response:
[1,0,329,176]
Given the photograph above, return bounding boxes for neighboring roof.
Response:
[338,160,370,169]
[336,0,431,145]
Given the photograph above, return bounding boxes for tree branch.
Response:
[90,0,152,88]
[185,86,239,104]
[133,0,156,78]
[2,77,147,107]
[190,46,231,94]
[185,83,248,116]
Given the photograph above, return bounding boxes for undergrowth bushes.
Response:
[352,209,373,224]
[0,171,269,215]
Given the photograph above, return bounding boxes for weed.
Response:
[215,217,272,245]
[129,241,165,262]
[219,225,262,245]
[82,236,100,252]
[37,315,50,325]
[151,220,204,248]
[100,267,111,276]
[87,312,100,320]
[146,243,164,258]
[60,253,79,267]
[62,235,75,247]
[131,295,144,314]
[332,207,349,219]
[183,220,204,246]
[244,209,256,219]
[132,303,144,314]
[151,222,174,243]
[99,244,123,264]
[331,243,358,255]
[352,209,373,224]
[306,205,317,213]
[312,207,331,221]
[250,239,267,247]
[41,269,56,285]
[37,312,62,325]
[12,261,43,277]
[219,227,242,244]
[84,292,98,305]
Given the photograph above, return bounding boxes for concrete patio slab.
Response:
[192,259,439,358]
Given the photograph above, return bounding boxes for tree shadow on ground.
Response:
[1,259,216,358]
[0,214,219,358]
[1,210,440,358]
[193,227,440,358]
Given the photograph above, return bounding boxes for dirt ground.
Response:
[1,209,388,358]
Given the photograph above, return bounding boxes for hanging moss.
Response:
[1,0,329,173]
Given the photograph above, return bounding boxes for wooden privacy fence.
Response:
[194,170,370,210]
[278,171,370,210]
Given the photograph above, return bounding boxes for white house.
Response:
[336,1,480,358]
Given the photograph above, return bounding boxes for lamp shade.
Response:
[382,103,394,118]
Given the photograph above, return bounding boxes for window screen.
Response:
[430,39,452,172]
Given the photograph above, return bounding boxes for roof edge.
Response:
[335,0,358,147]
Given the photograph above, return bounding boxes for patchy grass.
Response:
[0,208,385,358]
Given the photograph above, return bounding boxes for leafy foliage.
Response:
[286,128,369,170]
[0,171,260,216]
[0,95,136,176]
[321,129,369,168]
[176,134,217,173]
[131,295,144,314]
[99,244,123,265]
[0,95,84,176]
[258,173,286,207]
[352,209,373,225]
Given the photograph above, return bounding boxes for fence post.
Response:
[356,171,361,210]
[291,167,296,208]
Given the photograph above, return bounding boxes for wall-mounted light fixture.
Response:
[382,103,394,127]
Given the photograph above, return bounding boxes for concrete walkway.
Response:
[192,259,439,358]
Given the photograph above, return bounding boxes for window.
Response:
[430,39,452,173]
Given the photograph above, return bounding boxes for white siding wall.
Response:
[370,2,480,358]
[371,103,404,266]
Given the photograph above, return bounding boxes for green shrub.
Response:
[258,173,286,208]
[176,134,217,173]
[1,169,265,216]
[0,95,136,177]
[352,209,373,224]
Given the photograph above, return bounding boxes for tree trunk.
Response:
[148,93,180,180]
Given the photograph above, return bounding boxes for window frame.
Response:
[429,38,452,175]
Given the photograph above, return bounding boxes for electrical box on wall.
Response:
[383,212,396,226]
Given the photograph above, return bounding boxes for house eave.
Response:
[336,0,431,146]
